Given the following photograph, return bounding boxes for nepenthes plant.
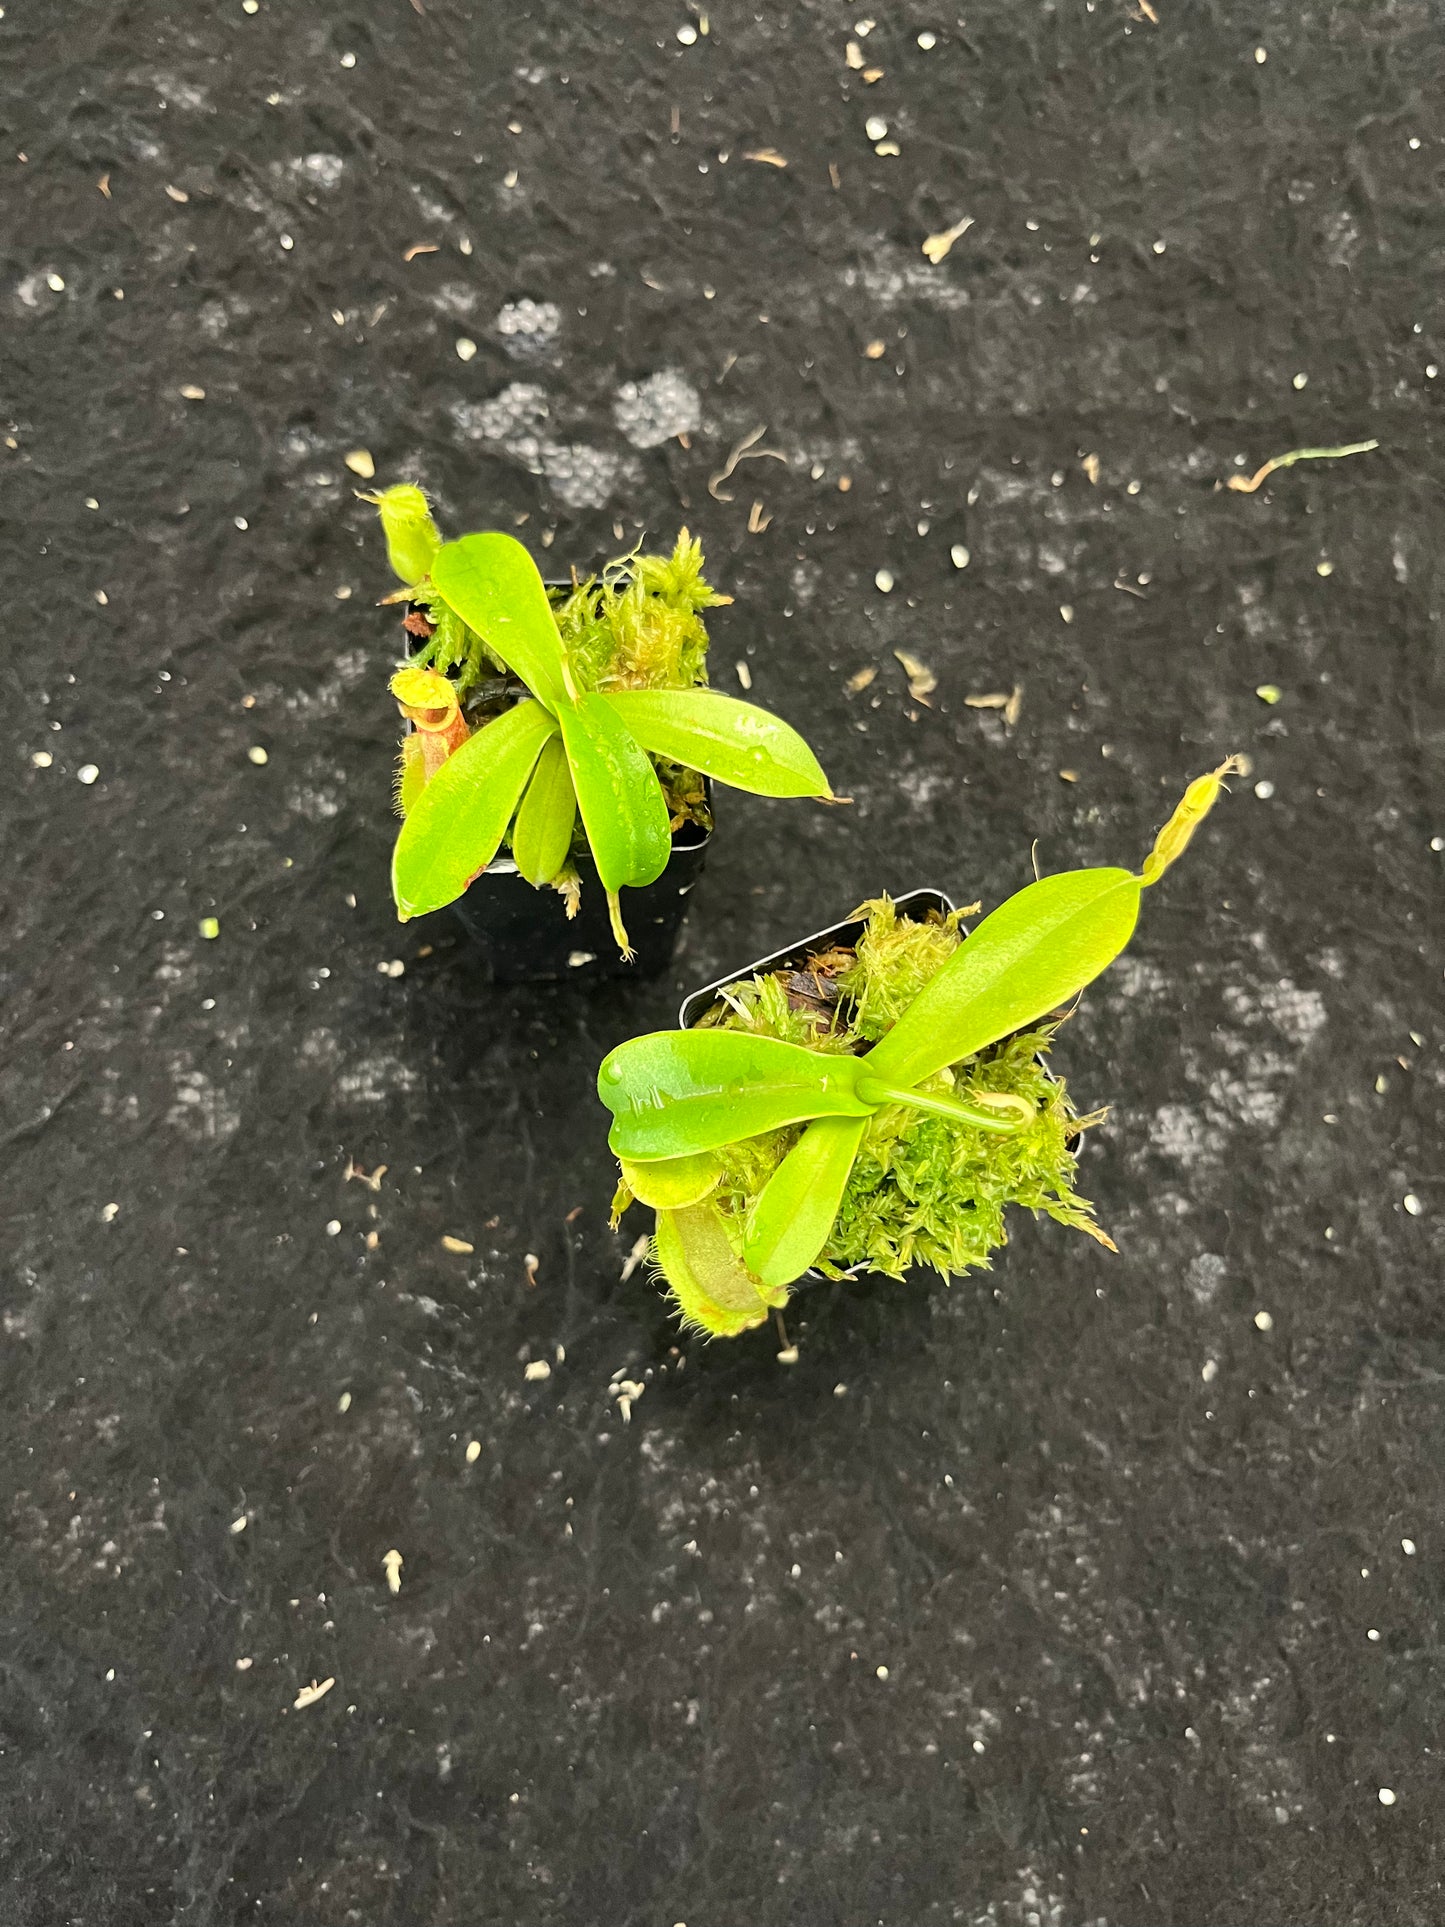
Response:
[598,759,1243,1337]
[364,485,833,956]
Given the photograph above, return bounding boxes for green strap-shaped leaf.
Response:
[557,693,673,891]
[603,688,832,798]
[598,1030,871,1161]
[391,701,557,919]
[864,868,1143,1090]
[429,533,568,711]
[742,1114,869,1289]
[654,1204,781,1337]
[620,1150,723,1211]
[511,734,576,887]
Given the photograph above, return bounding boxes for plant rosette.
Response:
[362,485,835,964]
[597,760,1243,1339]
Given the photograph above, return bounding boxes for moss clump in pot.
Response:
[687,898,1110,1291]
[598,759,1243,1338]
[363,485,833,955]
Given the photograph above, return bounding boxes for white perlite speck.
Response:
[291,153,344,189]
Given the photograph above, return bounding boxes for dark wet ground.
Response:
[5,2,1444,1922]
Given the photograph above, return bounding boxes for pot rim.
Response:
[677,886,955,1030]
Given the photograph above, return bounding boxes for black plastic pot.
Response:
[678,887,955,1028]
[679,888,958,1287]
[452,803,712,984]
[398,596,714,983]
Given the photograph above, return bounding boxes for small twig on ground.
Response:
[709,425,787,501]
[1225,439,1379,494]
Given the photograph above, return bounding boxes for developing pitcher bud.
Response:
[1139,755,1246,887]
[362,483,442,585]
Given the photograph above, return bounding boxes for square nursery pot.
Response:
[679,888,956,1286]
[401,594,712,985]
[451,802,712,984]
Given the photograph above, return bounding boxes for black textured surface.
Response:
[5,3,1444,1922]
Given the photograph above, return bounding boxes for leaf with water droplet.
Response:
[599,1030,871,1160]
[603,688,831,797]
[557,692,672,897]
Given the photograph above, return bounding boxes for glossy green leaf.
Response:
[598,1030,871,1162]
[557,693,672,891]
[743,1115,869,1289]
[510,734,576,887]
[429,533,568,710]
[864,868,1143,1090]
[603,688,831,798]
[620,1150,723,1211]
[654,1205,779,1337]
[391,700,557,919]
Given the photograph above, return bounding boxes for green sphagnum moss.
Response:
[688,897,1110,1290]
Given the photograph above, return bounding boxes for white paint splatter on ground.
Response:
[1108,954,1169,1002]
[613,370,700,448]
[540,443,626,509]
[14,273,63,311]
[429,281,479,319]
[289,153,344,189]
[451,383,550,443]
[151,73,209,111]
[896,768,952,811]
[494,298,561,357]
[165,1064,241,1144]
[334,1056,421,1105]
[1224,978,1327,1048]
[285,784,342,821]
[449,383,629,507]
[1206,1062,1287,1130]
[1186,1251,1228,1306]
[845,250,972,312]
[1150,1103,1218,1163]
